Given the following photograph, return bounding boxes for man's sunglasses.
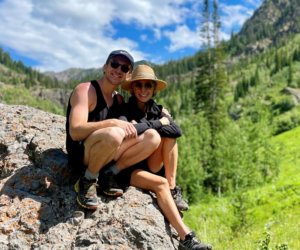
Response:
[134,82,154,89]
[110,61,130,73]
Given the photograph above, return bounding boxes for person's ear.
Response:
[102,63,107,74]
[126,71,132,81]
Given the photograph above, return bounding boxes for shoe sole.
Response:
[102,189,124,197]
[74,181,98,210]
[76,196,98,210]
[177,206,189,212]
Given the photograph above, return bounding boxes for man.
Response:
[66,50,161,210]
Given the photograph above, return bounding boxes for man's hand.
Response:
[118,120,137,139]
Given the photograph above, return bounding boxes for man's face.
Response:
[104,56,132,85]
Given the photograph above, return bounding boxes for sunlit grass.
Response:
[184,126,300,250]
[0,85,64,115]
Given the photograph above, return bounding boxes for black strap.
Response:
[87,80,107,121]
[92,80,106,112]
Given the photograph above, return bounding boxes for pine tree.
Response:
[287,58,293,86]
[194,0,229,194]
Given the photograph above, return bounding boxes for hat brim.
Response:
[122,78,167,92]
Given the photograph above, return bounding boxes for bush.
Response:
[272,97,295,115]
[273,108,300,135]
[273,116,294,135]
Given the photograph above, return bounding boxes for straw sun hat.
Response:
[121,64,167,92]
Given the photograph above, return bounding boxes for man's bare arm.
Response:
[69,83,136,141]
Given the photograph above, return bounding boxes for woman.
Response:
[118,65,212,250]
[119,64,188,211]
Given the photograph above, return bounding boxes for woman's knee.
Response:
[154,176,169,193]
[144,129,161,148]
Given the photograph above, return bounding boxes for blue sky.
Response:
[0,0,262,72]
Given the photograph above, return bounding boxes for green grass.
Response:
[0,85,64,115]
[184,126,300,250]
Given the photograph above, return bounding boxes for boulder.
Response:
[0,104,179,250]
[282,87,300,104]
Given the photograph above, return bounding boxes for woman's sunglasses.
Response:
[134,82,154,89]
[110,61,130,73]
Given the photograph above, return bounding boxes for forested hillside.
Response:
[226,0,300,55]
[185,125,300,249]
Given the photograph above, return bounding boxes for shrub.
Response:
[272,97,295,115]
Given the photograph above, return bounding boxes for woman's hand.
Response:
[162,107,172,117]
[160,117,170,126]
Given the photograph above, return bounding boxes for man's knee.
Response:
[85,127,125,150]
[105,127,126,147]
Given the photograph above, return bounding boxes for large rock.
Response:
[0,104,179,250]
[282,87,300,104]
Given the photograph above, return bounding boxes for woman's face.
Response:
[132,80,155,103]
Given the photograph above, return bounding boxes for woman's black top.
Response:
[118,96,182,138]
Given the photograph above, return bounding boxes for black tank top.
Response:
[65,80,120,159]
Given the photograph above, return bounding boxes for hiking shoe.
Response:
[74,176,99,210]
[171,186,189,211]
[179,232,212,250]
[98,166,124,197]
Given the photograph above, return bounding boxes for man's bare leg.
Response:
[114,129,161,170]
[83,127,126,174]
[84,128,161,173]
[74,127,126,209]
[83,128,161,196]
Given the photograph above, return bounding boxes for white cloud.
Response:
[164,25,202,52]
[0,0,192,71]
[0,0,260,72]
[222,5,249,30]
[117,0,190,27]
[220,3,260,34]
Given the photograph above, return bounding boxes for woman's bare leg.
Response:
[147,137,178,189]
[130,169,189,240]
[162,138,178,189]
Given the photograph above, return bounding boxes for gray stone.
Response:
[0,104,179,250]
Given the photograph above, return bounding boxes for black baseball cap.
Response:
[106,50,134,68]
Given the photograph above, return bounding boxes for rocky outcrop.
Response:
[0,104,179,250]
[282,87,300,105]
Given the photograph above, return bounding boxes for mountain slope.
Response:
[44,67,101,83]
[228,0,300,55]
